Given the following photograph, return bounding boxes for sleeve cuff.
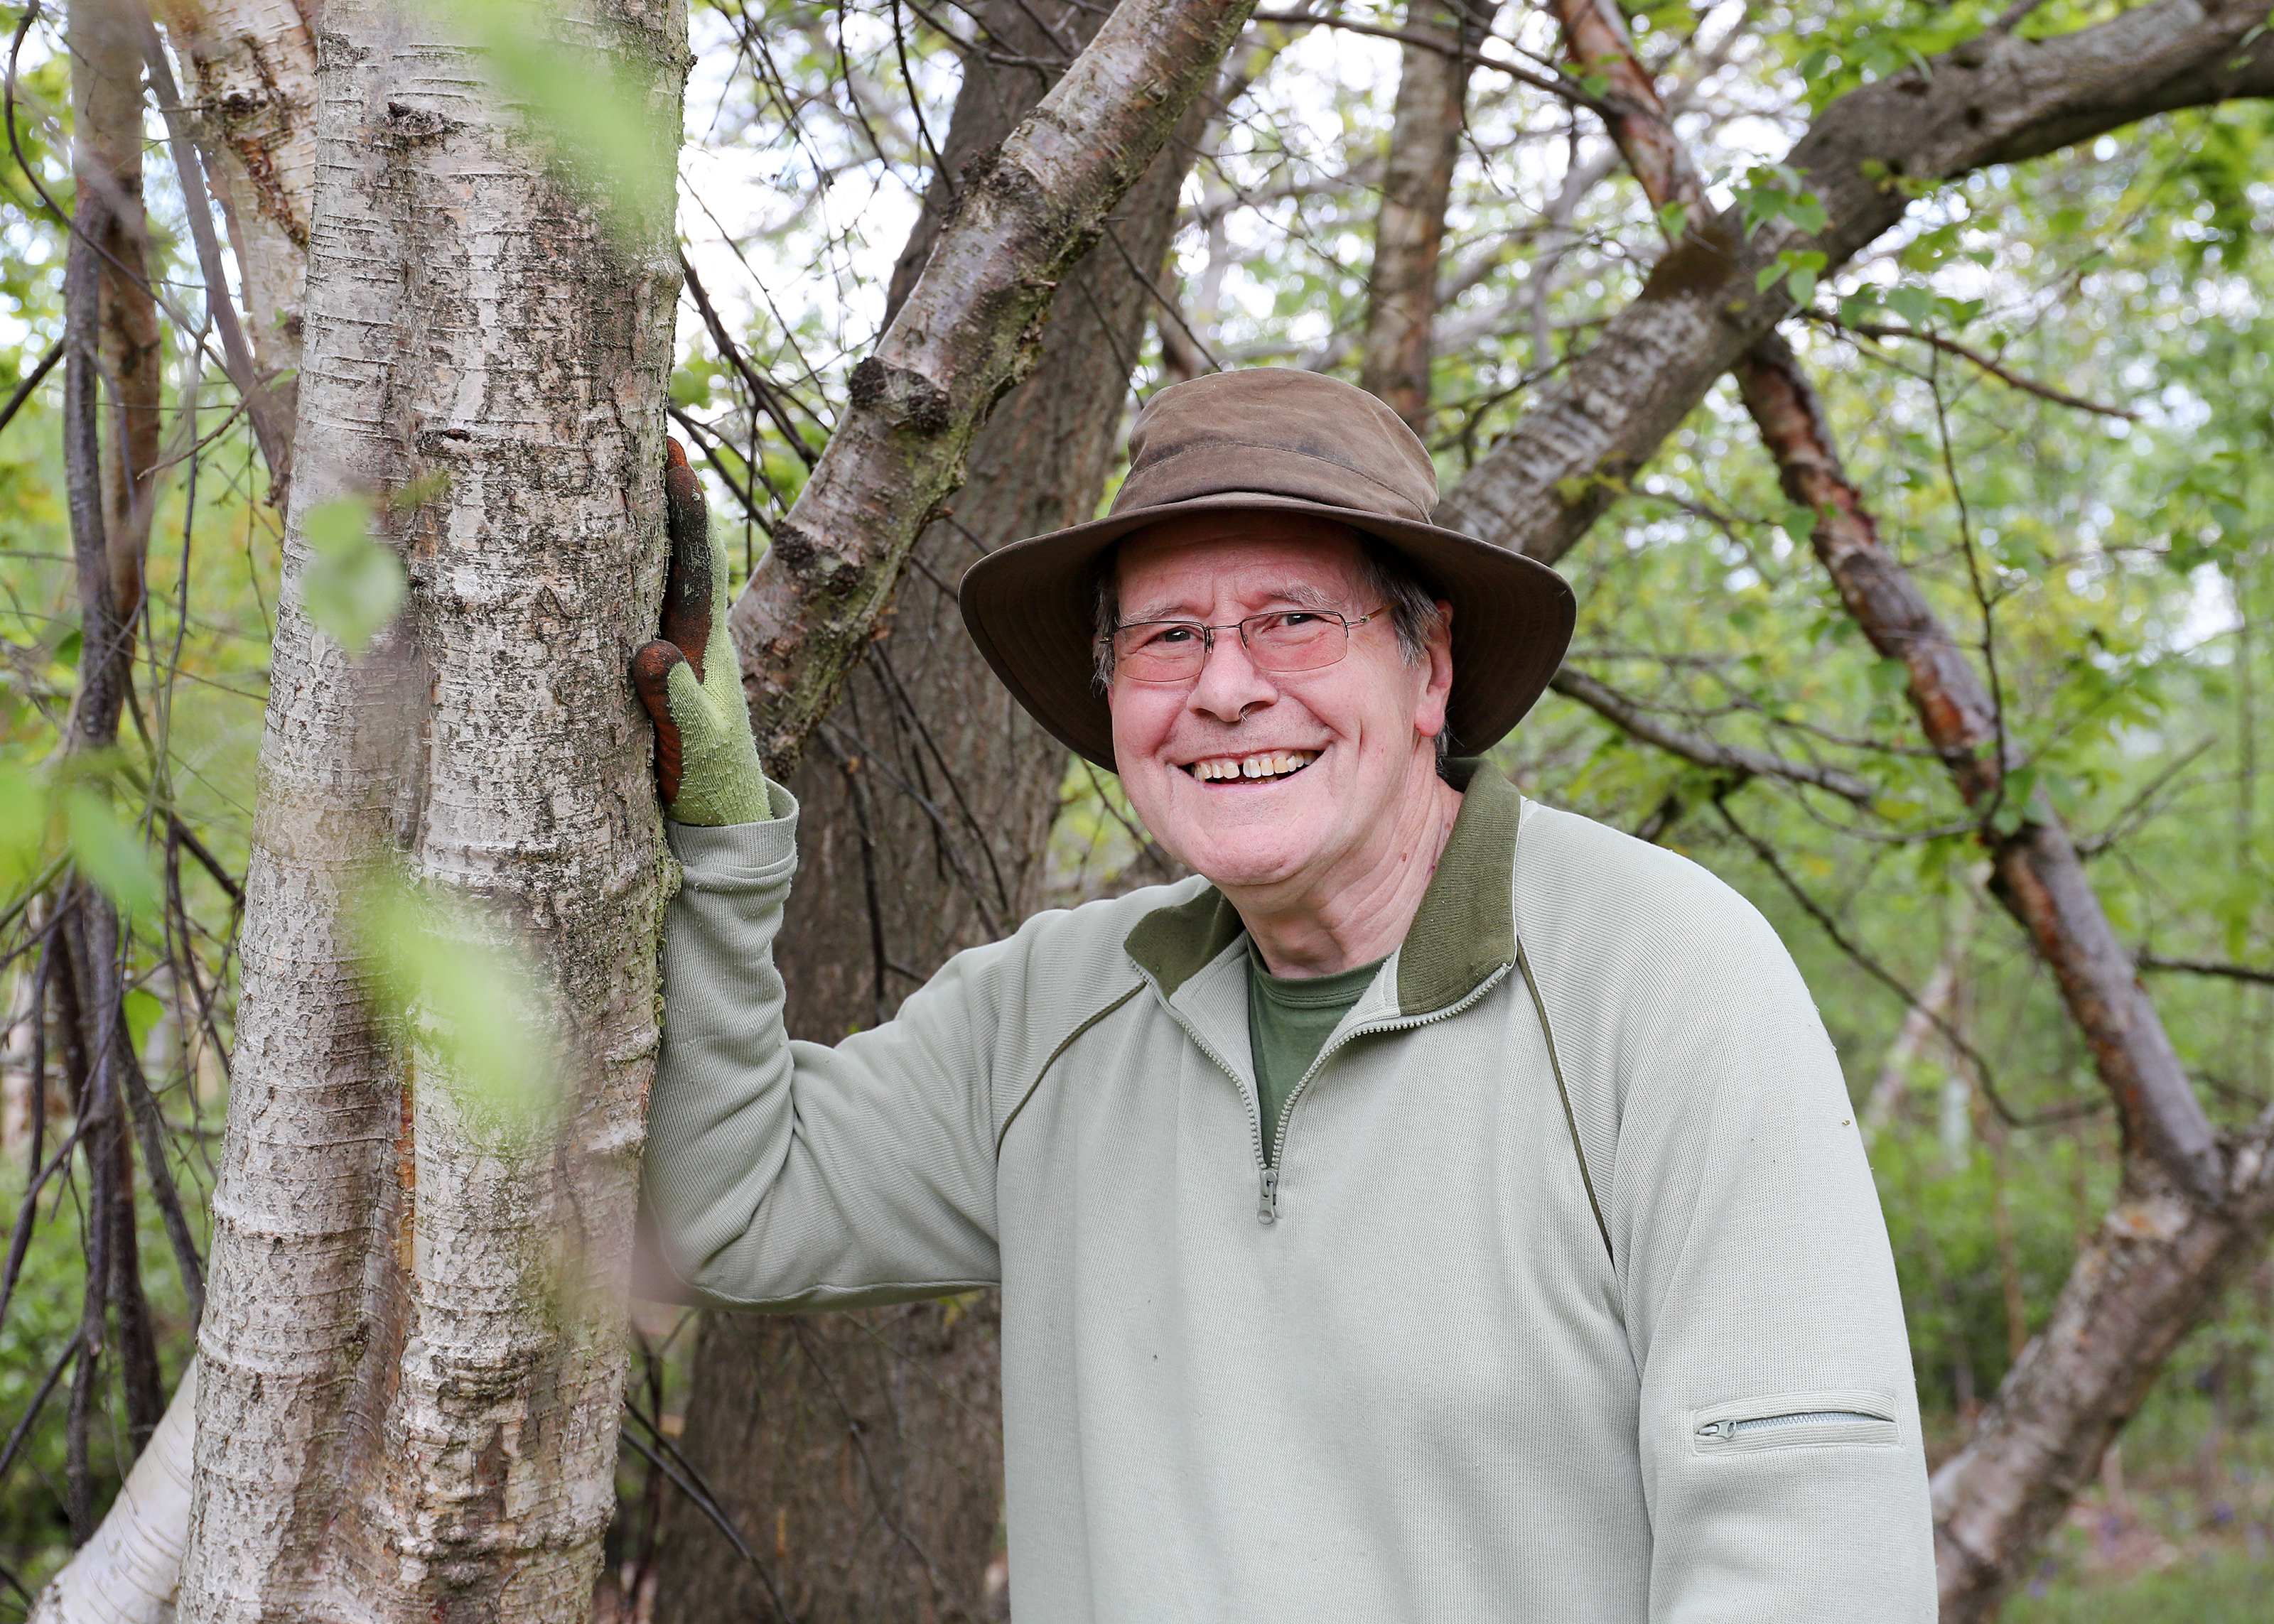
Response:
[665,777,800,868]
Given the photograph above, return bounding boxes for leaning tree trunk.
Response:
[1356,0,1497,430]
[652,1,1205,1613]
[174,3,688,1618]
[153,0,320,426]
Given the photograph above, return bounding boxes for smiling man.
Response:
[635,369,1936,1621]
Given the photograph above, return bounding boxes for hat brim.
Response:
[957,492,1576,772]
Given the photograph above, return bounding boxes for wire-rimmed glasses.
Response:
[1104,605,1390,685]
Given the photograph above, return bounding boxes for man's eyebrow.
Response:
[1123,582,1347,621]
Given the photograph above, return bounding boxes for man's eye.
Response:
[1276,612,1322,629]
[1146,624,1200,646]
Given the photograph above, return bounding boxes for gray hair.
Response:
[1091,533,1454,759]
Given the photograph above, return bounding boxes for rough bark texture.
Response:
[154,0,321,426]
[655,4,1205,1613]
[1929,1142,2274,1621]
[727,0,1261,776]
[1545,3,2265,1613]
[177,4,687,1619]
[1437,0,2274,566]
[1356,0,1496,429]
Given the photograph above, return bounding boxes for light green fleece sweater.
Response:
[643,761,1935,1623]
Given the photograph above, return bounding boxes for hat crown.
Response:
[1111,369,1440,525]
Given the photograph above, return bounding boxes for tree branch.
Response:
[1437,0,2274,565]
[730,0,1261,775]
[1550,666,1877,804]
[1806,312,2139,421]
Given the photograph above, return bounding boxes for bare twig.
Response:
[0,339,61,440]
[2135,954,2274,988]
[1551,666,1877,805]
[1806,311,2138,421]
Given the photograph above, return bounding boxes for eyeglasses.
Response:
[1104,605,1390,685]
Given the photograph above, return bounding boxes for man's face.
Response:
[1107,513,1454,897]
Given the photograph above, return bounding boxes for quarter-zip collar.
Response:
[1122,758,1520,1019]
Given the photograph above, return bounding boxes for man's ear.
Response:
[1413,600,1455,740]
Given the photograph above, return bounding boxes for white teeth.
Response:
[1190,750,1317,781]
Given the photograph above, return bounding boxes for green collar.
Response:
[1123,759,1520,1017]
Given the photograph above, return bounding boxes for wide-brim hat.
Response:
[958,368,1575,772]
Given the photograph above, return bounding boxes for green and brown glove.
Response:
[631,440,772,826]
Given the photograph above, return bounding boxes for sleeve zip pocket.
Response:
[1690,1390,1900,1456]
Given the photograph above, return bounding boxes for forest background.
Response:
[0,0,2270,1619]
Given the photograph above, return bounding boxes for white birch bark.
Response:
[176,2,687,1618]
[30,1365,198,1624]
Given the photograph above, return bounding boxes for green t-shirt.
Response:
[1246,944,1387,1165]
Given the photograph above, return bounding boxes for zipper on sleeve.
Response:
[1691,1395,1898,1453]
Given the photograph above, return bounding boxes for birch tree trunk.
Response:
[1356,0,1496,429]
[654,3,1205,1609]
[175,3,687,1618]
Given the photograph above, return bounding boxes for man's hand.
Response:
[631,440,772,826]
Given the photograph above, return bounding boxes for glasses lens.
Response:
[1245,612,1347,673]
[1114,622,1207,682]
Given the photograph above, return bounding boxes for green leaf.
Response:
[63,789,161,916]
[1655,200,1689,241]
[1886,285,1937,327]
[301,497,407,654]
[353,877,557,1149]
[0,764,45,892]
[123,987,165,1056]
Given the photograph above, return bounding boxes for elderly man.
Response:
[633,369,1934,1621]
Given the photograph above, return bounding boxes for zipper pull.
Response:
[1697,1419,1735,1442]
[1257,1166,1279,1225]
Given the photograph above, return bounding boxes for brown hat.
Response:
[958,368,1575,771]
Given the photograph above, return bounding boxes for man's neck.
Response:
[1229,761,1464,979]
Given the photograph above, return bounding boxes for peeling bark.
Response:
[153,0,320,426]
[1438,0,2274,565]
[1545,3,2264,1613]
[1357,0,1496,429]
[176,3,687,1618]
[728,0,1261,774]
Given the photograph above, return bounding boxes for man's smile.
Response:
[1180,748,1322,783]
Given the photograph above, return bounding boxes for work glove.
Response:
[630,440,773,826]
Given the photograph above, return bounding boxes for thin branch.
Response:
[0,339,61,440]
[2136,954,2274,988]
[1552,666,1877,805]
[1806,312,2138,421]
[1711,794,2096,1130]
[619,1404,798,1621]
[679,251,817,466]
[1245,10,1604,108]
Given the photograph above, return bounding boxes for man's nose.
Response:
[1186,627,1277,722]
